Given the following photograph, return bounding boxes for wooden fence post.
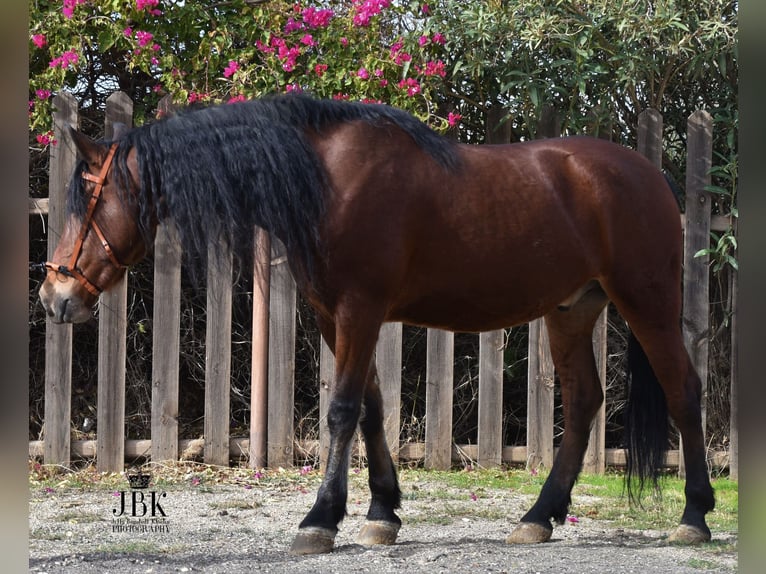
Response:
[424,329,454,469]
[376,323,403,461]
[96,92,133,472]
[526,104,559,471]
[267,239,296,467]
[580,108,617,474]
[204,240,233,466]
[681,110,713,477]
[44,91,77,467]
[150,95,181,464]
[318,337,334,471]
[150,221,181,462]
[475,104,513,469]
[478,330,504,468]
[250,227,271,468]
[526,319,555,470]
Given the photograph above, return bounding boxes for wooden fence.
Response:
[29,92,737,476]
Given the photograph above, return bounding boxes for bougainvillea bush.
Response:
[29,0,457,146]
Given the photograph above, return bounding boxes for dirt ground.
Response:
[29,473,738,574]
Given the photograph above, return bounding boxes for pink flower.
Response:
[223,60,240,78]
[32,34,46,48]
[302,7,333,28]
[285,83,302,93]
[188,92,208,104]
[398,77,421,96]
[447,112,462,127]
[284,17,302,34]
[255,39,274,54]
[123,27,133,38]
[136,0,159,11]
[300,34,316,47]
[228,94,246,103]
[35,89,51,100]
[390,42,411,65]
[418,35,429,47]
[340,37,349,47]
[431,32,446,45]
[135,30,154,47]
[422,60,446,78]
[314,63,328,77]
[357,67,370,79]
[422,4,430,15]
[62,0,86,19]
[352,0,391,27]
[49,50,79,69]
[36,131,57,146]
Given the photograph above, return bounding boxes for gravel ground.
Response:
[29,473,738,574]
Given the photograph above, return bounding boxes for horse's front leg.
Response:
[290,314,382,555]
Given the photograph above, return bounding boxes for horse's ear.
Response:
[68,126,105,167]
[111,122,129,140]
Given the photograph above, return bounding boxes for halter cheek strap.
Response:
[44,143,125,296]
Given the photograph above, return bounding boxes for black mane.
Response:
[69,94,459,279]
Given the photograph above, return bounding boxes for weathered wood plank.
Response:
[34,439,719,472]
[204,240,233,466]
[583,310,608,474]
[250,227,271,469]
[318,337,334,471]
[150,221,181,462]
[96,92,133,473]
[526,319,555,470]
[478,329,504,468]
[44,92,77,466]
[376,323,403,461]
[637,108,663,167]
[267,239,296,467]
[424,329,454,469]
[681,110,713,477]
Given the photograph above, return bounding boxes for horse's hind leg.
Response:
[608,299,714,542]
[508,287,608,544]
[356,363,402,545]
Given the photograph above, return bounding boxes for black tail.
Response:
[624,330,669,505]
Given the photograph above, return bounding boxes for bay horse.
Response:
[38,94,714,553]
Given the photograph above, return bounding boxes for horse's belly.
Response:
[386,276,583,332]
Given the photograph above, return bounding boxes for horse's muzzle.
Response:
[38,275,94,324]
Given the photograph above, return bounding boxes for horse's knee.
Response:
[327,398,361,436]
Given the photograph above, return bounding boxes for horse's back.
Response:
[311,128,681,331]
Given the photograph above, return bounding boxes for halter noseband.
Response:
[44,143,125,296]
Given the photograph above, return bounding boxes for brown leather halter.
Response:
[44,143,125,296]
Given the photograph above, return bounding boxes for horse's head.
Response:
[39,126,147,323]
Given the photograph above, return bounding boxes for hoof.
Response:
[290,526,337,555]
[506,521,553,544]
[357,520,400,546]
[667,524,711,544]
